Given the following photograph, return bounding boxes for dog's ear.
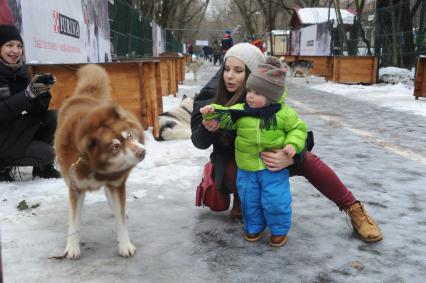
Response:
[182,94,187,100]
[98,104,123,120]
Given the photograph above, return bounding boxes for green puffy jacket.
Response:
[204,100,307,171]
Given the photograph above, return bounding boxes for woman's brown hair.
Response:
[214,63,250,107]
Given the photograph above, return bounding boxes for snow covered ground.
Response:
[1,63,426,282]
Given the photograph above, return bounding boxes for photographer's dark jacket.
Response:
[0,62,51,165]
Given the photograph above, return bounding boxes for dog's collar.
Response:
[71,157,83,169]
[69,156,83,191]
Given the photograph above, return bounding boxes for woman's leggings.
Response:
[4,110,57,167]
[224,151,356,210]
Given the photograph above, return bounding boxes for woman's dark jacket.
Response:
[191,70,237,193]
[191,70,312,193]
[0,62,51,166]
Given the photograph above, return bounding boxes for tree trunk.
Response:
[375,0,419,67]
[400,3,415,68]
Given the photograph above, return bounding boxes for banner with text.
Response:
[16,0,110,64]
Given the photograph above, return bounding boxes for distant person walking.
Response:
[187,43,194,56]
[212,40,223,66]
[252,38,265,53]
[221,30,233,55]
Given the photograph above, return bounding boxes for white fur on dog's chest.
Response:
[71,170,125,191]
[74,173,104,191]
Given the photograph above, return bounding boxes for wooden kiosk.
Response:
[29,60,164,138]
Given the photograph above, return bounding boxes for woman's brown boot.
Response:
[345,201,383,243]
[230,193,242,220]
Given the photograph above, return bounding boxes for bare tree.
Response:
[333,0,372,55]
[133,0,210,42]
[233,0,259,36]
[375,0,422,67]
[172,0,210,41]
[331,0,349,53]
[354,0,372,56]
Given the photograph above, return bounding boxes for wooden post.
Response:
[137,62,148,129]
[152,63,163,138]
[159,58,170,96]
[414,57,426,99]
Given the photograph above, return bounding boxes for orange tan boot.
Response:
[244,233,262,242]
[345,201,383,243]
[269,235,288,247]
[230,193,242,220]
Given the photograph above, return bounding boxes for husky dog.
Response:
[287,59,314,83]
[155,95,194,141]
[279,57,313,83]
[186,58,203,81]
[55,64,145,259]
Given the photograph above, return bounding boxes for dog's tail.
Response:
[73,64,111,98]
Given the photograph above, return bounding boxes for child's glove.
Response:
[200,105,218,121]
[200,105,214,115]
[25,73,56,99]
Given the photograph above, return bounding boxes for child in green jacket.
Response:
[200,56,307,247]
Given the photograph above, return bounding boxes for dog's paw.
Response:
[64,233,81,259]
[118,241,136,257]
[64,245,81,259]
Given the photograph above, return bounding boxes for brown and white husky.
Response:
[54,64,145,259]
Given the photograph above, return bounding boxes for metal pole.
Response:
[269,0,274,55]
[328,0,333,55]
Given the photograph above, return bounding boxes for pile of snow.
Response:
[379,66,415,87]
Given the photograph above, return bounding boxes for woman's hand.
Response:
[282,144,296,158]
[202,118,220,132]
[261,149,295,171]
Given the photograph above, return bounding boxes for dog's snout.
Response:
[135,148,145,159]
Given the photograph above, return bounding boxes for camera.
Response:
[34,73,56,85]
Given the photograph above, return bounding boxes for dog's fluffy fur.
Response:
[155,95,193,141]
[55,64,146,259]
[186,58,203,81]
[280,57,314,83]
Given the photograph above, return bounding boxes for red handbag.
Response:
[195,161,230,212]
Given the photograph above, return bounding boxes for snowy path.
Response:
[1,63,425,283]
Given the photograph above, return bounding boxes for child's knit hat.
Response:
[246,56,286,103]
[0,25,23,47]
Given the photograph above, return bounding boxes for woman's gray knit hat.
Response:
[246,56,286,103]
[223,43,264,72]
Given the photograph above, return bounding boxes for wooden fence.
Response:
[29,61,161,137]
[159,52,187,84]
[283,55,333,80]
[29,57,187,138]
[283,55,378,84]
